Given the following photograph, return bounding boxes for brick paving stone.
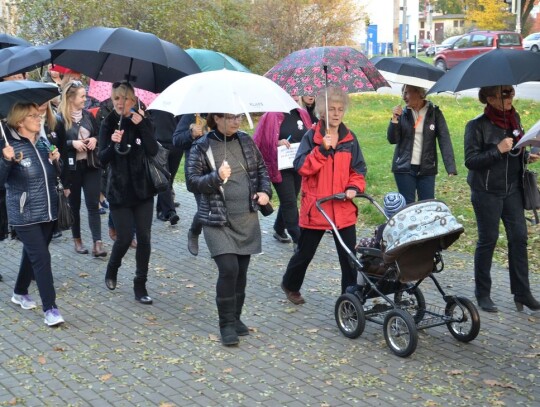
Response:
[0,183,538,406]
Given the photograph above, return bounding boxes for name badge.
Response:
[69,158,74,166]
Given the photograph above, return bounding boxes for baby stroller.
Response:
[316,193,480,357]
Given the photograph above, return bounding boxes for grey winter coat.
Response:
[186,130,272,226]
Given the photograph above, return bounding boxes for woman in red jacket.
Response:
[281,87,367,304]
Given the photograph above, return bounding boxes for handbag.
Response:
[259,202,274,217]
[56,178,73,231]
[145,142,171,195]
[87,148,101,169]
[523,169,540,210]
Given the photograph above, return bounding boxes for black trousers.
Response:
[156,145,183,216]
[273,169,301,243]
[108,198,154,279]
[190,192,203,235]
[68,161,102,241]
[471,184,531,298]
[14,222,57,312]
[282,225,357,294]
[214,254,250,298]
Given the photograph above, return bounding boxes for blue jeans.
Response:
[14,222,57,312]
[394,165,436,204]
[471,183,530,298]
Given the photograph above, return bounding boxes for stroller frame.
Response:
[316,193,480,357]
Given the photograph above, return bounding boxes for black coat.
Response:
[464,113,525,193]
[98,110,158,207]
[186,130,272,227]
[387,101,457,176]
[0,126,58,226]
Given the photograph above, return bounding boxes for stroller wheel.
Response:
[383,309,418,357]
[445,296,481,342]
[335,293,366,339]
[394,286,426,324]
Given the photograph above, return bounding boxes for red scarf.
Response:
[484,104,523,142]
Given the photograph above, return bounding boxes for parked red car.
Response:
[433,31,523,70]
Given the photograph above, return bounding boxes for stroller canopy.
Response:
[382,200,464,281]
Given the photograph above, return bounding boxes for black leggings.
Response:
[214,254,250,298]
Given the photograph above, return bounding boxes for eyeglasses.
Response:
[500,89,515,99]
[223,114,244,121]
[26,114,42,120]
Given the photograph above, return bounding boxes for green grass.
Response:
[176,93,540,272]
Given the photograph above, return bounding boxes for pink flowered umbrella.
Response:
[264,46,389,96]
[87,79,158,106]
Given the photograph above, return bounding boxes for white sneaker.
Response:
[44,308,65,327]
[11,293,37,310]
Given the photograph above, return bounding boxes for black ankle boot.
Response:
[216,296,239,346]
[235,293,249,336]
[514,292,540,312]
[105,267,118,291]
[134,278,153,304]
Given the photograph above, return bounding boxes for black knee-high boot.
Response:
[216,296,239,346]
[134,276,153,305]
[235,293,249,336]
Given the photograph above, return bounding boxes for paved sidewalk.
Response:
[0,183,538,406]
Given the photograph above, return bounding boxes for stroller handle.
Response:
[315,192,379,208]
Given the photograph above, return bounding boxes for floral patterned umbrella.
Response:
[264,46,389,96]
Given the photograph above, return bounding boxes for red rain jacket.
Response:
[295,121,367,230]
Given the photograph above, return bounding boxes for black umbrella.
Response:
[0,80,59,118]
[428,49,540,95]
[0,46,28,64]
[370,56,444,89]
[49,26,200,93]
[0,44,52,78]
[0,33,31,49]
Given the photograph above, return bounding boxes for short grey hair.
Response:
[401,84,427,99]
[314,87,349,118]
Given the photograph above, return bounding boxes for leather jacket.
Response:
[387,101,457,176]
[465,113,525,193]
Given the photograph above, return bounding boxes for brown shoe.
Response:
[92,240,107,258]
[108,227,117,241]
[281,283,305,305]
[74,238,89,254]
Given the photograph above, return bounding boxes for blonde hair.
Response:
[314,87,349,118]
[401,84,427,99]
[7,102,39,129]
[43,102,57,130]
[59,80,85,129]
[111,82,137,104]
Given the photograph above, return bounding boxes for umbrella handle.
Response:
[0,124,10,147]
[114,143,132,155]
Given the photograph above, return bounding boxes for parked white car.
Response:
[524,32,540,52]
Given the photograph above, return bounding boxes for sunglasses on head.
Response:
[66,80,83,92]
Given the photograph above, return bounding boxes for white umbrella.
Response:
[515,119,540,149]
[148,69,298,127]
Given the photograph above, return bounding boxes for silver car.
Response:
[523,32,540,52]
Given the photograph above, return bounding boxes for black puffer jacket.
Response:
[98,110,158,207]
[464,113,525,193]
[0,126,58,226]
[387,101,457,176]
[186,130,272,227]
